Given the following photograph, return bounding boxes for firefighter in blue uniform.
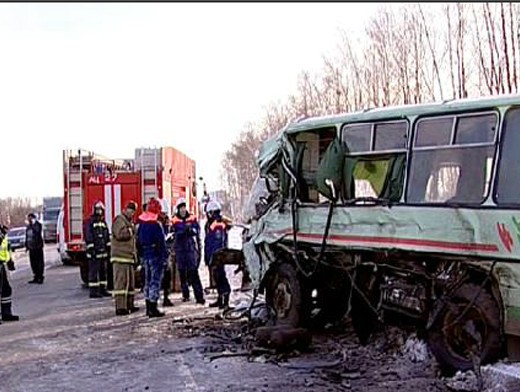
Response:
[172,198,205,304]
[85,201,112,298]
[204,201,232,309]
[137,198,168,318]
[0,225,19,323]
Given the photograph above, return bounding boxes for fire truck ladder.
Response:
[139,147,159,204]
[65,149,88,244]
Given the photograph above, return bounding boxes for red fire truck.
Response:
[62,147,198,284]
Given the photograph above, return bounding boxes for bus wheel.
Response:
[427,283,503,375]
[266,263,303,327]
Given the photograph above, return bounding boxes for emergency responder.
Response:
[172,197,205,305]
[137,198,167,318]
[111,201,140,316]
[158,207,174,307]
[25,212,45,284]
[204,200,232,309]
[85,201,111,298]
[0,225,19,322]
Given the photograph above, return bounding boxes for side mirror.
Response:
[325,178,337,201]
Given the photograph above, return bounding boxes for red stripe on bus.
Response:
[274,230,499,252]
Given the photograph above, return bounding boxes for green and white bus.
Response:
[243,94,520,374]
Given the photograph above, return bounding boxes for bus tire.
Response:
[427,283,503,375]
[266,263,303,327]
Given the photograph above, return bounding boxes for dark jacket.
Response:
[136,212,167,262]
[25,221,44,251]
[84,215,110,259]
[172,212,200,270]
[204,214,229,266]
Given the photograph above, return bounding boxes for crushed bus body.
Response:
[239,94,520,375]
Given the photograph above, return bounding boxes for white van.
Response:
[57,206,72,264]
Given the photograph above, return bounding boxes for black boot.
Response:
[220,294,230,310]
[115,309,130,316]
[145,300,151,316]
[1,304,19,322]
[163,288,174,307]
[209,296,223,308]
[3,314,19,322]
[90,288,102,298]
[163,296,174,307]
[99,287,111,297]
[148,301,165,318]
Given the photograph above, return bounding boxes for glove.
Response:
[7,260,15,271]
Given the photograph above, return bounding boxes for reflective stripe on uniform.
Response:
[99,281,108,285]
[93,222,107,228]
[1,297,12,304]
[89,282,100,287]
[106,242,111,247]
[112,290,129,296]
[86,244,94,249]
[95,253,109,258]
[110,257,135,264]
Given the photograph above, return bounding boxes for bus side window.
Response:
[407,112,497,205]
[496,107,520,205]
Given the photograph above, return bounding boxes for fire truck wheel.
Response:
[79,259,89,285]
[427,283,503,375]
[266,263,303,327]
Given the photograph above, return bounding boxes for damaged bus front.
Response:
[242,95,520,375]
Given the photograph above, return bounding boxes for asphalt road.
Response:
[0,245,314,392]
[1,242,516,392]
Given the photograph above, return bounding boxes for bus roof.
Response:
[285,93,520,135]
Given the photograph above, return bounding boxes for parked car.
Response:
[7,227,26,251]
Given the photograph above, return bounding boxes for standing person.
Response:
[172,198,205,305]
[0,225,19,322]
[25,213,45,284]
[84,201,111,298]
[111,201,140,316]
[204,201,232,309]
[158,209,174,307]
[137,198,167,318]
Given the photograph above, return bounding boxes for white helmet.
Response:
[175,197,187,209]
[159,199,169,215]
[206,200,221,213]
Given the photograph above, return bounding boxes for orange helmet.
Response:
[146,198,162,215]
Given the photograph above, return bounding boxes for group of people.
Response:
[85,196,233,318]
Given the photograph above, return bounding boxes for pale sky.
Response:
[0,3,380,200]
